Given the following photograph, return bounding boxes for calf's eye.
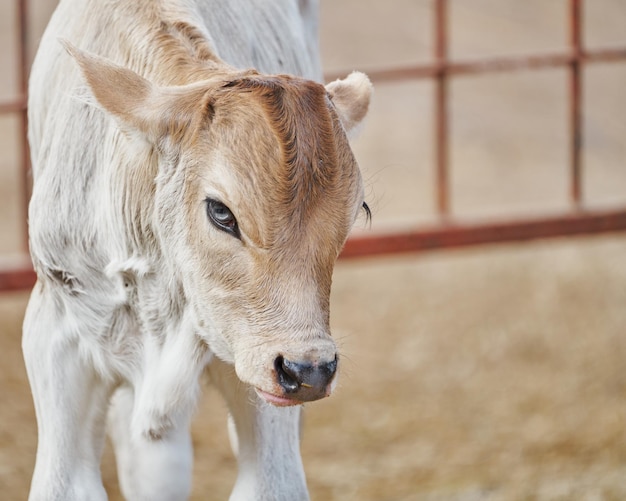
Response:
[206,198,240,238]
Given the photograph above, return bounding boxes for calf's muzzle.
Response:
[274,354,338,402]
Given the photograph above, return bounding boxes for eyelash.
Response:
[362,201,372,224]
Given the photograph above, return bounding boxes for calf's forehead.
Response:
[192,75,363,250]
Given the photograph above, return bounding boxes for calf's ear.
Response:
[61,40,212,144]
[325,71,373,138]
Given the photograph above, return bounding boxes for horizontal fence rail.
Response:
[2,0,626,291]
[324,46,626,84]
[341,208,626,259]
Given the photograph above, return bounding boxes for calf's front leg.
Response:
[207,358,309,501]
[23,285,112,501]
[107,385,194,501]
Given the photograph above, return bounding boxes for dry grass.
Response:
[308,236,626,500]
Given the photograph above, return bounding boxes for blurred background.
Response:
[2,1,626,499]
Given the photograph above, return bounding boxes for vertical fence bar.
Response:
[434,0,449,216]
[17,0,31,252]
[569,0,582,208]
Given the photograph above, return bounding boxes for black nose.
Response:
[274,355,338,402]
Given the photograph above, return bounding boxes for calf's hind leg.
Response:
[23,285,112,501]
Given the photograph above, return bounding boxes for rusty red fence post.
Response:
[569,0,582,208]
[18,0,31,252]
[434,0,449,217]
[0,0,35,293]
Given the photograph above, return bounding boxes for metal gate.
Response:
[1,0,626,291]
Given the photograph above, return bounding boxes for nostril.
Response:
[322,355,338,380]
[274,355,300,393]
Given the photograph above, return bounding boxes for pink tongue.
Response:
[256,388,303,407]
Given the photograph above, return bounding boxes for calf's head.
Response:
[67,43,372,406]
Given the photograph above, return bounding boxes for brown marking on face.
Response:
[195,75,361,316]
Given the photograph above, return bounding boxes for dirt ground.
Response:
[2,1,626,500]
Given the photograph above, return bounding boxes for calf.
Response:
[23,1,371,500]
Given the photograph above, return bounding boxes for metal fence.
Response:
[1,0,626,291]
[339,0,626,257]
